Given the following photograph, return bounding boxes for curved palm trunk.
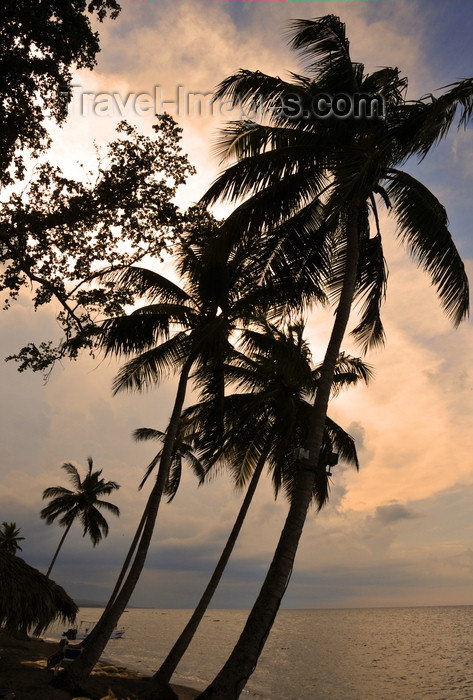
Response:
[151,438,273,690]
[92,498,149,622]
[62,359,193,686]
[46,521,73,578]
[197,205,361,700]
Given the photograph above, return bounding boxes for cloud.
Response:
[2,0,473,611]
[373,503,424,525]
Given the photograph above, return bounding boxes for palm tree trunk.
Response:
[92,497,149,620]
[197,204,361,700]
[151,437,273,690]
[62,358,194,686]
[46,521,73,578]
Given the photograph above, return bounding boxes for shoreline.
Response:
[0,630,199,699]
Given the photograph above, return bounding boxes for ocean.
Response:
[44,605,473,699]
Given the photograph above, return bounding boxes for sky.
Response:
[1,0,473,611]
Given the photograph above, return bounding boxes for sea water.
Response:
[45,606,473,699]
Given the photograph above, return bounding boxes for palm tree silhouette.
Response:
[62,211,289,684]
[151,320,371,689]
[0,521,25,555]
[40,457,120,578]
[198,15,471,698]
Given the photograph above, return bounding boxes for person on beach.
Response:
[46,638,68,671]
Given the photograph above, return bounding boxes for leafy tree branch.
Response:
[1,116,196,373]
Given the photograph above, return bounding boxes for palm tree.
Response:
[0,521,25,555]
[150,320,371,690]
[197,15,471,698]
[60,210,300,685]
[133,426,206,502]
[40,457,120,578]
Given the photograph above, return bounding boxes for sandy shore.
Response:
[0,631,199,700]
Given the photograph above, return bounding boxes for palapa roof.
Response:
[0,549,78,635]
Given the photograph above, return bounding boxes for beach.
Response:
[0,631,199,700]
[3,606,473,699]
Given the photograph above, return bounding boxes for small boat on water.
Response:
[63,619,126,640]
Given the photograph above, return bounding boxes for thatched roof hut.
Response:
[0,550,78,635]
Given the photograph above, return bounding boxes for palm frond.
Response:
[100,304,198,358]
[211,121,324,169]
[80,506,109,546]
[386,169,469,325]
[204,159,328,238]
[60,463,82,490]
[41,487,74,500]
[351,232,388,352]
[163,456,183,503]
[328,352,374,393]
[257,202,334,310]
[94,480,121,496]
[133,427,165,443]
[410,78,473,160]
[287,15,358,91]
[361,67,407,106]
[97,265,191,305]
[325,417,359,468]
[94,500,120,517]
[213,71,312,132]
[133,421,205,495]
[138,452,162,491]
[111,331,192,394]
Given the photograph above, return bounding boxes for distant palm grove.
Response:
[1,6,472,700]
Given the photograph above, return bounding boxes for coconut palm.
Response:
[40,457,120,578]
[150,320,371,690]
[61,211,307,685]
[133,425,206,500]
[0,521,25,555]
[197,15,471,698]
[75,431,202,665]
